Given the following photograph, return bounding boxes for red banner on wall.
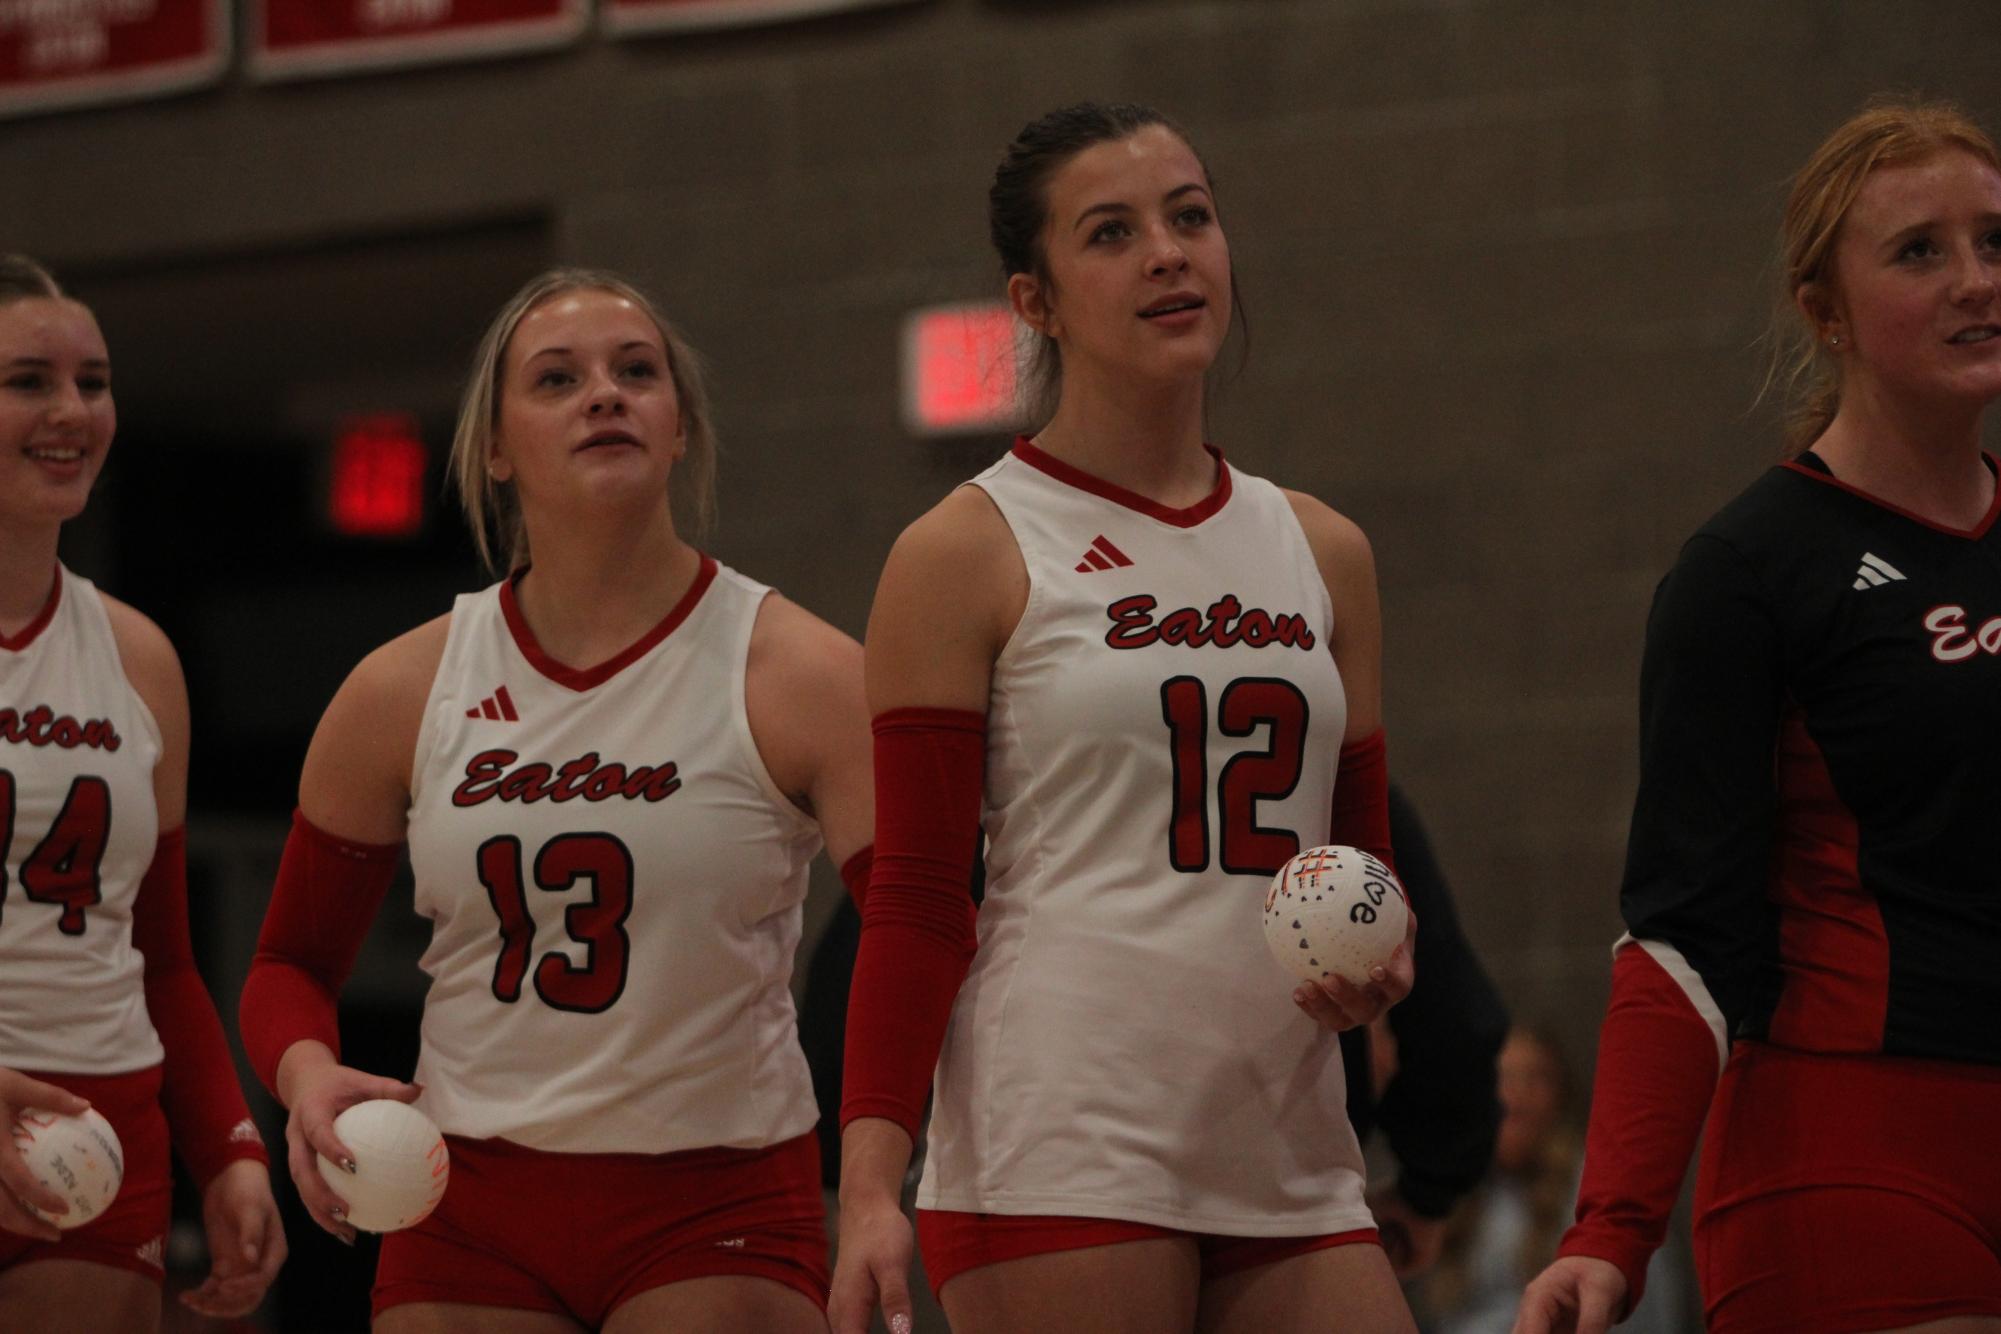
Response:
[603,0,926,36]
[250,0,588,81]
[0,0,228,119]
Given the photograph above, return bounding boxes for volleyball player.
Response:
[831,105,1417,1334]
[240,269,871,1332]
[0,255,284,1331]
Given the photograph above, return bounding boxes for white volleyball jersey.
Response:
[0,568,164,1075]
[406,557,823,1153]
[917,442,1373,1235]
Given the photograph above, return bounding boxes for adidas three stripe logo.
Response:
[1075,535,1134,573]
[467,685,520,721]
[1852,552,1906,591]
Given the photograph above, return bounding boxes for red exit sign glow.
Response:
[901,302,1025,435]
[329,413,427,538]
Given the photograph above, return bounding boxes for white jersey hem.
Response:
[915,1186,1377,1237]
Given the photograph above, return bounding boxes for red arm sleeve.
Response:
[1556,939,1726,1313]
[1330,727,1396,875]
[839,708,984,1140]
[237,810,401,1100]
[128,826,268,1189]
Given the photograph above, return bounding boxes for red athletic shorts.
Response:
[0,1065,170,1285]
[1695,1042,2001,1333]
[916,1208,1379,1301]
[373,1129,828,1323]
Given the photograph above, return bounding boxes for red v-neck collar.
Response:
[501,555,718,692]
[1784,451,2001,540]
[0,566,61,653]
[1011,436,1232,528]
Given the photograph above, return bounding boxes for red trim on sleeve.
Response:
[130,826,268,1188]
[1329,728,1395,874]
[839,845,874,907]
[840,708,985,1139]
[238,811,402,1099]
[1558,941,1725,1315]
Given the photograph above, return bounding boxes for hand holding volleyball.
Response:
[9,1105,123,1231]
[279,1053,426,1243]
[313,1100,448,1233]
[1264,845,1414,1030]
[0,1068,101,1240]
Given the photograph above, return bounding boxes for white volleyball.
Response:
[12,1106,123,1229]
[1262,845,1409,987]
[316,1100,449,1233]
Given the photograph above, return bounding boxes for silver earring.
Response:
[1829,335,1842,348]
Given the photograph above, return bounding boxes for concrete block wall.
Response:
[5,0,2000,1091]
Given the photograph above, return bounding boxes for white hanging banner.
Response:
[250,0,588,82]
[603,0,927,37]
[0,0,229,119]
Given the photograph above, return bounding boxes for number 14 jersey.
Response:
[918,441,1373,1235]
[405,558,822,1154]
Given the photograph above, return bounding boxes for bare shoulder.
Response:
[746,592,865,730]
[341,612,453,712]
[98,592,186,729]
[745,592,868,808]
[748,592,862,682]
[876,483,1022,634]
[299,611,452,841]
[1281,489,1376,582]
[891,483,1019,576]
[868,482,1024,713]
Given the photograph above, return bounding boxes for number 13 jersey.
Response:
[917,441,1373,1235]
[405,557,822,1154]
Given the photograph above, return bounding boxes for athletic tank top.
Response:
[917,441,1374,1234]
[0,567,164,1074]
[406,557,823,1153]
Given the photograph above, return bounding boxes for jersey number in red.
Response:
[0,770,111,935]
[1160,677,1310,876]
[476,832,634,1013]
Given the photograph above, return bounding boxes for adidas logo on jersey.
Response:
[1075,535,1134,573]
[228,1117,261,1145]
[1852,552,1906,590]
[466,685,520,721]
[135,1236,164,1271]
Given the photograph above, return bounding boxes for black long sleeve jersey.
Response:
[1623,452,2001,1065]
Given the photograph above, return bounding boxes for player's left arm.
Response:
[1284,491,1383,742]
[1280,493,1412,1029]
[105,596,286,1317]
[744,593,875,875]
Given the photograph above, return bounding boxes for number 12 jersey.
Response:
[917,441,1373,1236]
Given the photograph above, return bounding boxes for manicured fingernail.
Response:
[891,1316,912,1334]
[1370,966,1387,983]
[341,1158,357,1174]
[331,1206,345,1220]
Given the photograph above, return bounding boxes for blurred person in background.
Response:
[239,268,872,1332]
[831,102,1416,1334]
[1415,1030,1685,1334]
[0,255,285,1330]
[1517,99,2001,1334]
